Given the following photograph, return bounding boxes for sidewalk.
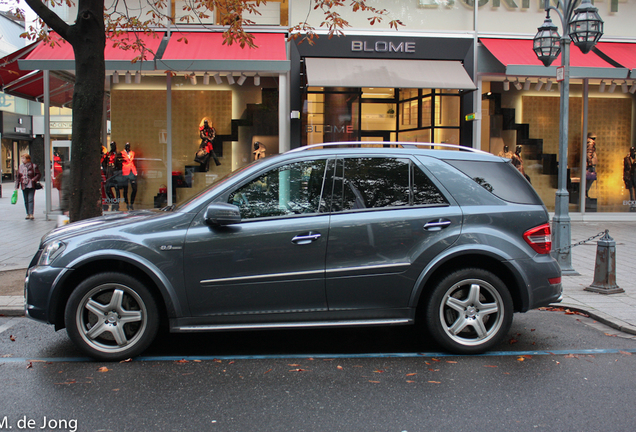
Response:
[0,179,635,336]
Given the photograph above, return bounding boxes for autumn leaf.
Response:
[373,370,385,373]
[406,373,417,377]
[484,365,498,368]
[446,361,457,364]
[97,366,109,372]
[428,381,441,384]
[289,368,309,372]
[337,365,343,370]
[26,362,32,369]
[619,351,633,356]
[288,364,301,367]
[509,338,518,344]
[119,358,132,363]
[9,335,15,342]
[406,380,416,383]
[431,358,441,362]
[264,369,272,375]
[517,357,526,362]
[175,359,189,364]
[368,380,380,383]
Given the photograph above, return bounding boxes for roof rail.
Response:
[286,141,487,154]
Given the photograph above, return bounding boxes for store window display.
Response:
[102,142,121,211]
[586,133,598,198]
[197,119,221,172]
[498,145,513,159]
[120,142,138,210]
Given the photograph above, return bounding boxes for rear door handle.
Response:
[291,232,322,245]
[424,219,452,231]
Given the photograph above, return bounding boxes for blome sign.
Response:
[351,41,416,53]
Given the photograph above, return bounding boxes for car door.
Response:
[183,158,331,318]
[325,156,462,311]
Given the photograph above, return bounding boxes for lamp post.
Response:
[532,0,603,274]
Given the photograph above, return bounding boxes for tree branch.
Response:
[23,0,71,40]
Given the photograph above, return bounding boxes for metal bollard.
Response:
[585,230,624,294]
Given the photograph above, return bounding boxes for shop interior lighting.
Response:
[608,80,617,93]
[545,80,553,91]
[203,72,210,85]
[503,79,510,91]
[523,79,532,91]
[514,78,522,90]
[237,73,247,86]
[190,74,197,85]
[254,74,260,86]
[134,71,141,84]
[599,81,606,92]
[629,81,636,94]
[227,74,235,85]
[125,71,131,84]
[622,81,628,93]
[112,71,119,84]
[535,79,544,91]
[214,73,222,85]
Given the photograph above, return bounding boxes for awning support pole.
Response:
[44,70,51,221]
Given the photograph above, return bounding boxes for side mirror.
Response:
[204,203,241,226]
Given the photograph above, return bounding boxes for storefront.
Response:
[478,38,636,215]
[290,35,477,148]
[19,31,290,211]
[0,111,33,182]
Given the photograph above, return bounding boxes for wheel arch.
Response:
[49,253,183,330]
[410,248,529,316]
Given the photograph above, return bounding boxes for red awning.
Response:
[0,42,74,107]
[480,38,628,79]
[157,32,289,72]
[593,42,636,73]
[19,32,165,71]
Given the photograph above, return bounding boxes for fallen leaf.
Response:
[97,366,109,372]
[373,370,385,374]
[26,362,32,369]
[228,361,235,364]
[517,357,525,362]
[112,389,120,392]
[175,359,189,364]
[484,365,498,368]
[264,369,272,375]
[406,380,416,383]
[428,381,441,384]
[368,380,380,383]
[605,333,618,337]
[446,361,457,364]
[119,358,132,363]
[337,365,343,370]
[509,338,518,345]
[288,364,301,367]
[194,360,202,363]
[406,373,417,376]
[9,335,15,342]
[619,351,633,356]
[531,329,536,332]
[564,354,578,358]
[431,358,441,362]
[289,368,309,372]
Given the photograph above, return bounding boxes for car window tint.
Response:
[332,157,447,211]
[444,159,543,205]
[229,160,327,219]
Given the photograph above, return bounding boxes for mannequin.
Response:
[104,142,121,210]
[586,133,598,197]
[120,142,138,210]
[199,119,221,172]
[511,145,531,183]
[498,145,513,159]
[624,146,636,201]
[253,142,267,160]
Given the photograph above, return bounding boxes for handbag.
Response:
[194,147,210,164]
[11,190,18,205]
[34,182,43,190]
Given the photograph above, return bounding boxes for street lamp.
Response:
[532,0,603,274]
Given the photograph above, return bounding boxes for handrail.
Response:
[286,141,488,155]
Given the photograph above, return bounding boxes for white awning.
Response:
[305,58,476,90]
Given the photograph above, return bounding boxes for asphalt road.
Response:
[1,310,635,432]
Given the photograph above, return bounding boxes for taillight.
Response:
[523,223,552,254]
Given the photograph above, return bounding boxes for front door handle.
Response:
[424,219,452,231]
[291,232,322,245]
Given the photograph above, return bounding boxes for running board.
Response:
[173,318,412,333]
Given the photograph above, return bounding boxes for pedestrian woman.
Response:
[15,154,41,220]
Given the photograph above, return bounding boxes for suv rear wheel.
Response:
[64,272,159,361]
[425,268,513,354]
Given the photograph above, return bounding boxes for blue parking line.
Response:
[1,348,635,363]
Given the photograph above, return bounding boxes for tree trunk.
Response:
[66,0,105,222]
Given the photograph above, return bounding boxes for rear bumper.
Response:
[513,254,562,311]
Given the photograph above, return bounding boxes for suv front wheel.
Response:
[64,272,159,361]
[425,268,513,354]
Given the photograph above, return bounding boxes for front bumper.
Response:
[24,265,68,324]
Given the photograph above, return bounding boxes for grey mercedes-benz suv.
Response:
[25,143,562,361]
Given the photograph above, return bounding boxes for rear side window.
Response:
[330,157,448,212]
[444,159,543,205]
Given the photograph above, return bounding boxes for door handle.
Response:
[291,232,322,245]
[424,219,452,231]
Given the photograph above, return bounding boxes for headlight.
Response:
[38,241,66,266]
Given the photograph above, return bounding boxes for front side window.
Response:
[331,157,447,212]
[229,160,327,220]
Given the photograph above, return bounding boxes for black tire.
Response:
[64,272,159,361]
[425,268,513,355]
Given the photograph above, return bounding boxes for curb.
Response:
[551,302,636,336]
[0,306,24,317]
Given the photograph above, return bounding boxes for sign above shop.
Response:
[351,41,416,54]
